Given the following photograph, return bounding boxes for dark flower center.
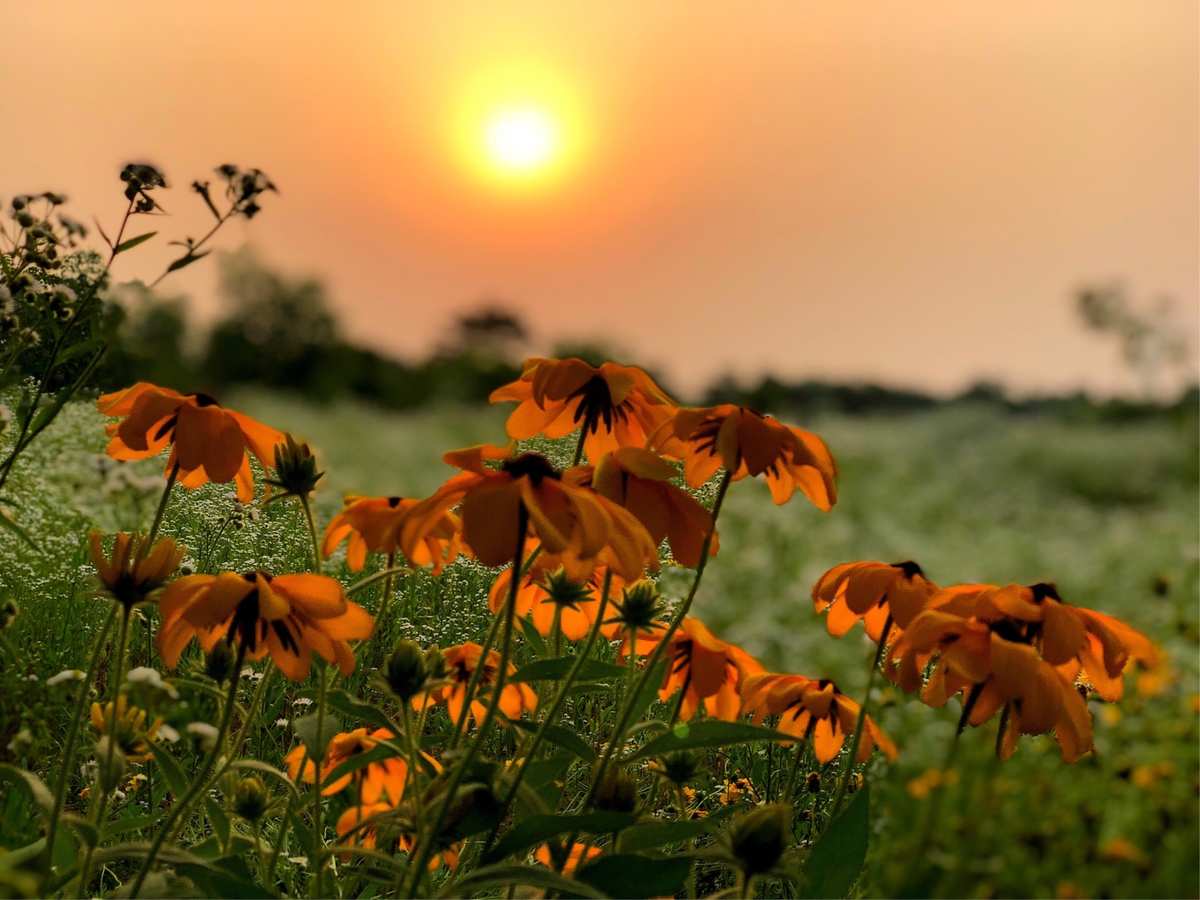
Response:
[191,392,221,407]
[571,375,629,435]
[892,560,925,579]
[1028,582,1061,603]
[501,452,561,485]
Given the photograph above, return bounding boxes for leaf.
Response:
[165,249,211,274]
[482,811,637,866]
[204,797,230,847]
[626,658,668,724]
[60,812,98,850]
[0,764,53,816]
[517,616,548,657]
[799,785,870,899]
[618,808,732,853]
[147,742,189,797]
[93,217,113,249]
[439,863,604,899]
[510,657,628,684]
[507,718,595,762]
[114,231,157,254]
[574,853,693,898]
[293,710,339,762]
[324,688,397,734]
[178,855,274,898]
[625,720,794,761]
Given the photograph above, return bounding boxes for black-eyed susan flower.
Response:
[98,382,285,502]
[322,495,463,573]
[88,530,184,609]
[567,447,716,568]
[489,357,677,461]
[90,696,162,762]
[812,560,938,640]
[156,572,374,680]
[413,642,537,729]
[625,617,763,721]
[335,802,394,853]
[487,557,624,642]
[652,404,837,508]
[740,673,898,764]
[535,842,602,876]
[400,445,657,580]
[284,727,408,804]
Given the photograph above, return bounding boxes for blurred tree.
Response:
[97,282,197,390]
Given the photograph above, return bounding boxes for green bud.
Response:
[540,567,592,610]
[233,775,269,822]
[267,433,323,499]
[593,766,638,814]
[383,639,428,701]
[729,803,791,876]
[610,580,666,632]
[656,751,700,786]
[205,640,236,684]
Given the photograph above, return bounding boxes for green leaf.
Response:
[517,616,548,657]
[165,249,211,274]
[626,658,667,724]
[618,808,732,853]
[60,812,98,850]
[114,231,157,254]
[204,797,230,847]
[178,855,274,898]
[625,720,794,761]
[574,853,693,898]
[507,718,595,762]
[439,863,604,899]
[0,763,53,816]
[482,811,636,865]
[510,657,627,684]
[324,688,397,734]
[147,742,189,797]
[799,785,870,899]
[293,710,339,762]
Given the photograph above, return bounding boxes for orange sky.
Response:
[3,2,1197,396]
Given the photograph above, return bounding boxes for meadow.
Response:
[0,386,1195,898]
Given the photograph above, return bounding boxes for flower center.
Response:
[501,452,561,485]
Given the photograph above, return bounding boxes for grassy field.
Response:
[0,388,1196,897]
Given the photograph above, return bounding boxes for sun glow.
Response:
[451,61,587,189]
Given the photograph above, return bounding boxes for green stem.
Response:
[405,507,528,895]
[76,606,132,896]
[127,642,247,898]
[783,742,807,803]
[308,664,329,898]
[826,616,892,820]
[142,461,179,556]
[40,606,116,885]
[298,494,322,573]
[585,469,732,806]
[266,789,297,888]
[346,565,410,597]
[377,551,398,626]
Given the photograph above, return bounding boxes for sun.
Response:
[483,105,559,174]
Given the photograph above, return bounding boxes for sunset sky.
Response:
[3,2,1197,397]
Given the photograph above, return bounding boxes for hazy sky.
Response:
[3,2,1197,396]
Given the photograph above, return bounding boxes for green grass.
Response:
[0,388,1196,897]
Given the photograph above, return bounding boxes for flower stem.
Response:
[405,507,528,895]
[308,663,329,898]
[142,461,179,555]
[586,470,732,806]
[826,616,892,820]
[298,494,322,572]
[128,642,247,898]
[39,606,116,886]
[377,551,398,627]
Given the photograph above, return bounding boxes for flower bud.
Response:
[612,580,666,632]
[383,640,428,701]
[593,766,638,814]
[729,803,791,876]
[541,568,591,611]
[205,640,236,684]
[656,751,699,787]
[233,775,269,822]
[95,738,127,794]
[806,772,821,794]
[267,434,323,499]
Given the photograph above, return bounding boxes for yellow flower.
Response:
[89,531,183,608]
[90,696,162,762]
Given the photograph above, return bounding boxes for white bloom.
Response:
[157,724,180,744]
[292,697,313,708]
[186,722,219,751]
[47,669,86,687]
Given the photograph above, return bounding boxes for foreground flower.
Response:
[488,558,624,641]
[740,673,898,764]
[157,572,374,680]
[415,642,537,728]
[812,560,938,640]
[400,445,657,579]
[535,842,602,876]
[567,447,716,567]
[335,802,394,853]
[489,357,677,461]
[652,404,837,508]
[97,382,285,502]
[322,495,463,573]
[89,531,184,609]
[90,696,162,762]
[626,617,763,721]
[284,727,408,803]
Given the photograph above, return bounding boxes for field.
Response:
[0,388,1196,898]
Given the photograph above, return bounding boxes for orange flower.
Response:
[625,617,763,721]
[566,447,716,568]
[89,530,184,608]
[652,405,836,508]
[926,582,1158,701]
[157,572,374,680]
[535,842,602,876]
[812,560,938,640]
[740,673,898,764]
[889,607,1094,762]
[97,382,284,503]
[489,357,677,461]
[322,495,463,573]
[488,557,624,641]
[400,445,657,580]
[415,642,537,729]
[335,802,394,853]
[284,727,408,804]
